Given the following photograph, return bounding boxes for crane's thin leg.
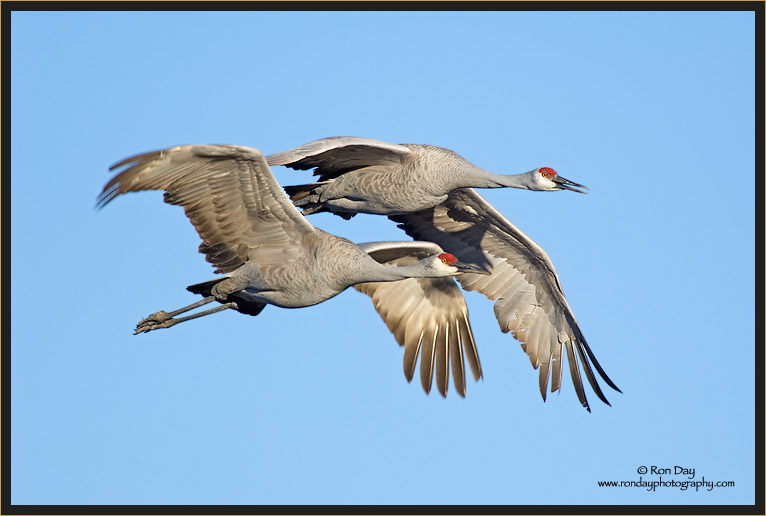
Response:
[133,296,216,331]
[160,296,217,319]
[134,298,237,334]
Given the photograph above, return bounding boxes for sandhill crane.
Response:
[267,137,620,411]
[97,145,489,397]
[266,136,586,218]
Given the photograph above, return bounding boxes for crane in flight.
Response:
[267,136,620,411]
[98,145,489,397]
[266,136,586,218]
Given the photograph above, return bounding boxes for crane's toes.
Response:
[134,311,176,334]
[294,194,320,207]
[134,319,178,334]
[143,310,172,323]
[134,325,152,335]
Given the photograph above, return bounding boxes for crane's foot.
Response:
[299,204,324,216]
[133,301,237,335]
[294,193,321,207]
[134,311,178,334]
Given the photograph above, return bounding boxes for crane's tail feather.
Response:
[186,279,267,317]
[186,278,227,296]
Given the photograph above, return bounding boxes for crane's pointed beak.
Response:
[454,260,492,275]
[553,175,588,194]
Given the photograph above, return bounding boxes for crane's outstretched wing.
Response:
[99,145,315,274]
[354,241,482,398]
[390,189,620,411]
[266,136,411,182]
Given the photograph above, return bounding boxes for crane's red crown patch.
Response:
[540,167,557,177]
[439,253,457,265]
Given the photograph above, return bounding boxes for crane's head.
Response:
[425,253,492,276]
[529,167,588,193]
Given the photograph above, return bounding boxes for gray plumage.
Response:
[267,137,618,411]
[267,136,586,217]
[98,145,487,397]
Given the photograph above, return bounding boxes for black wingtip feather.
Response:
[574,340,611,407]
[580,337,621,393]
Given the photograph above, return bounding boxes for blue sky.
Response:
[10,9,756,506]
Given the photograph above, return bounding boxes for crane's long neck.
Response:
[357,258,442,283]
[464,166,533,189]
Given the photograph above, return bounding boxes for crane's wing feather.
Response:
[354,241,482,398]
[390,188,619,411]
[99,145,314,274]
[266,136,411,182]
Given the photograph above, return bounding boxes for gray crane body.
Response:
[268,137,585,217]
[98,144,489,398]
[218,229,472,309]
[303,145,514,215]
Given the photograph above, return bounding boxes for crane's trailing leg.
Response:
[134,297,237,334]
[138,296,216,326]
[283,182,356,220]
